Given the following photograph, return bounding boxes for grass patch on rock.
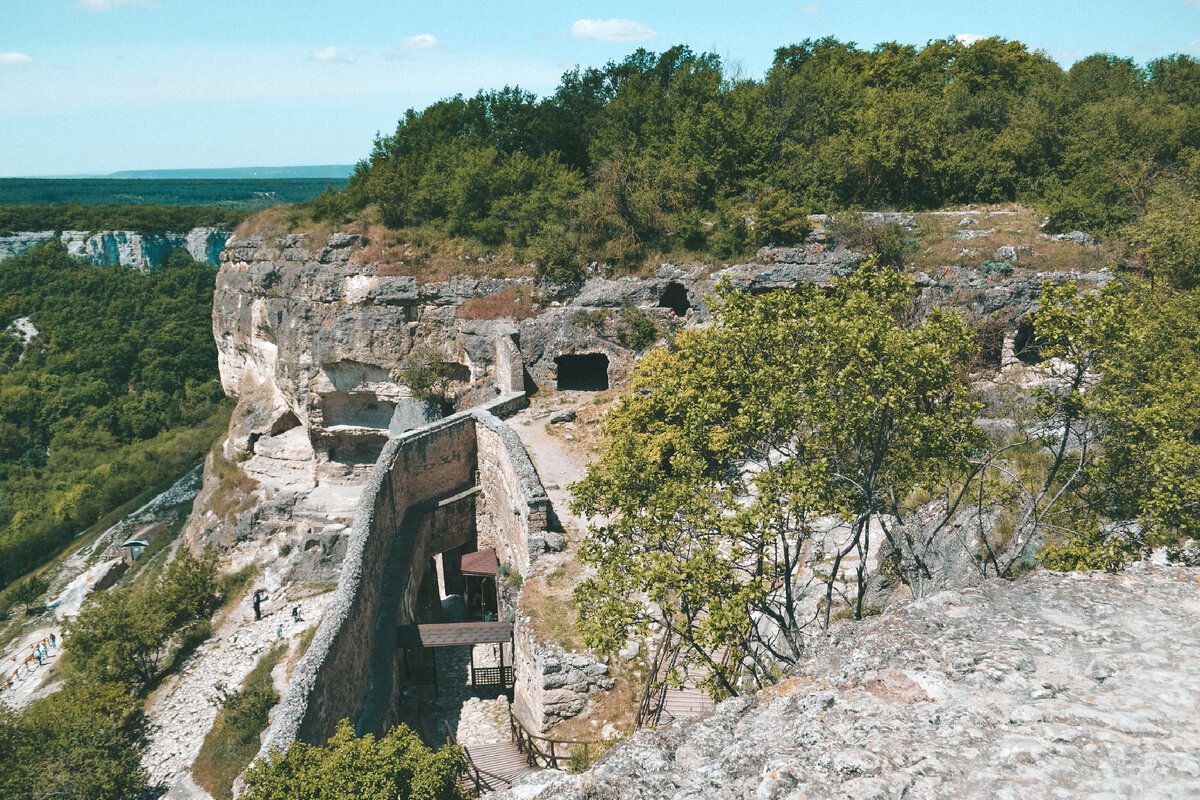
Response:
[191,642,286,800]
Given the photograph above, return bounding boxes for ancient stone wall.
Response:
[474,410,550,570]
[263,412,478,749]
[261,393,551,751]
[512,613,614,731]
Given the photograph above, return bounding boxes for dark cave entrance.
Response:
[555,353,609,391]
[657,282,691,316]
[1013,317,1043,366]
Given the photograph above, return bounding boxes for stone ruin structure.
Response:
[194,224,1119,763]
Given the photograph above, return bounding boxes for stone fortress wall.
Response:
[261,392,553,752]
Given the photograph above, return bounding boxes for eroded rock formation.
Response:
[0,227,230,268]
[503,564,1200,800]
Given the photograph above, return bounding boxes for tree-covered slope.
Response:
[306,37,1199,278]
[0,244,228,589]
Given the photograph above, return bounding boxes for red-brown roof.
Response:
[461,547,499,577]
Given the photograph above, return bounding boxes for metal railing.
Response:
[471,665,514,688]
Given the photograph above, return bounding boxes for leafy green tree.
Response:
[572,262,980,693]
[8,573,49,613]
[65,547,219,690]
[1044,282,1200,539]
[397,346,459,412]
[0,682,146,800]
[240,719,466,800]
[1126,179,1200,289]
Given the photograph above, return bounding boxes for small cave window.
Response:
[555,353,609,391]
[269,410,301,436]
[657,282,691,317]
[439,362,471,383]
[1013,317,1042,366]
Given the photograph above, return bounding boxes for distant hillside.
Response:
[0,177,349,209]
[106,165,355,180]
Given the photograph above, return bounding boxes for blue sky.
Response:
[1,0,1198,176]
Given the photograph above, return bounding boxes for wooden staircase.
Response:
[634,634,719,729]
[460,739,539,793]
[445,709,600,795]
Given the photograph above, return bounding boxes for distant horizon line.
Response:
[4,165,357,180]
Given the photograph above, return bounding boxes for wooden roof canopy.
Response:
[461,547,499,577]
[396,621,513,648]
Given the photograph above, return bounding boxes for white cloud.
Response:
[955,33,985,46]
[311,47,352,62]
[1187,38,1200,53]
[1182,0,1200,7]
[401,34,439,50]
[571,18,657,43]
[74,0,159,11]
[799,4,820,13]
[0,52,33,65]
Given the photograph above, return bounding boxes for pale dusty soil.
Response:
[0,626,63,708]
[143,586,332,799]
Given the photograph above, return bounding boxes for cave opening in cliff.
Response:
[658,282,691,316]
[1013,317,1043,366]
[555,353,609,391]
[440,361,471,383]
[269,410,301,435]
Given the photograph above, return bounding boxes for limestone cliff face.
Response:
[0,227,230,268]
[210,232,694,486]
[198,227,1113,566]
[195,231,689,562]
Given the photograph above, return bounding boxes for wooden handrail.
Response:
[507,707,600,771]
[443,720,511,796]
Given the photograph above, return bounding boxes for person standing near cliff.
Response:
[252,589,267,621]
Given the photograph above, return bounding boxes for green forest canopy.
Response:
[0,244,228,589]
[307,37,1200,277]
[0,203,248,237]
[0,177,348,211]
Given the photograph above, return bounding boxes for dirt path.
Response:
[142,587,332,798]
[509,392,605,547]
[0,626,63,708]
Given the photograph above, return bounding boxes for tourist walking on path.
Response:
[252,589,267,621]
[291,603,303,623]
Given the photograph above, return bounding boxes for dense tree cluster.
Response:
[0,244,227,589]
[0,202,248,236]
[312,38,1200,276]
[572,263,983,694]
[0,177,345,211]
[0,548,222,800]
[241,720,466,800]
[573,264,1200,695]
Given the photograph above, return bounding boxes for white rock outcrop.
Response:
[501,564,1200,800]
[0,227,230,269]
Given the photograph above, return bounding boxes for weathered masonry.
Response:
[262,393,549,750]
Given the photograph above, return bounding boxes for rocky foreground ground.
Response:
[501,564,1200,800]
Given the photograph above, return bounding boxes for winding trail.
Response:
[142,588,332,799]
